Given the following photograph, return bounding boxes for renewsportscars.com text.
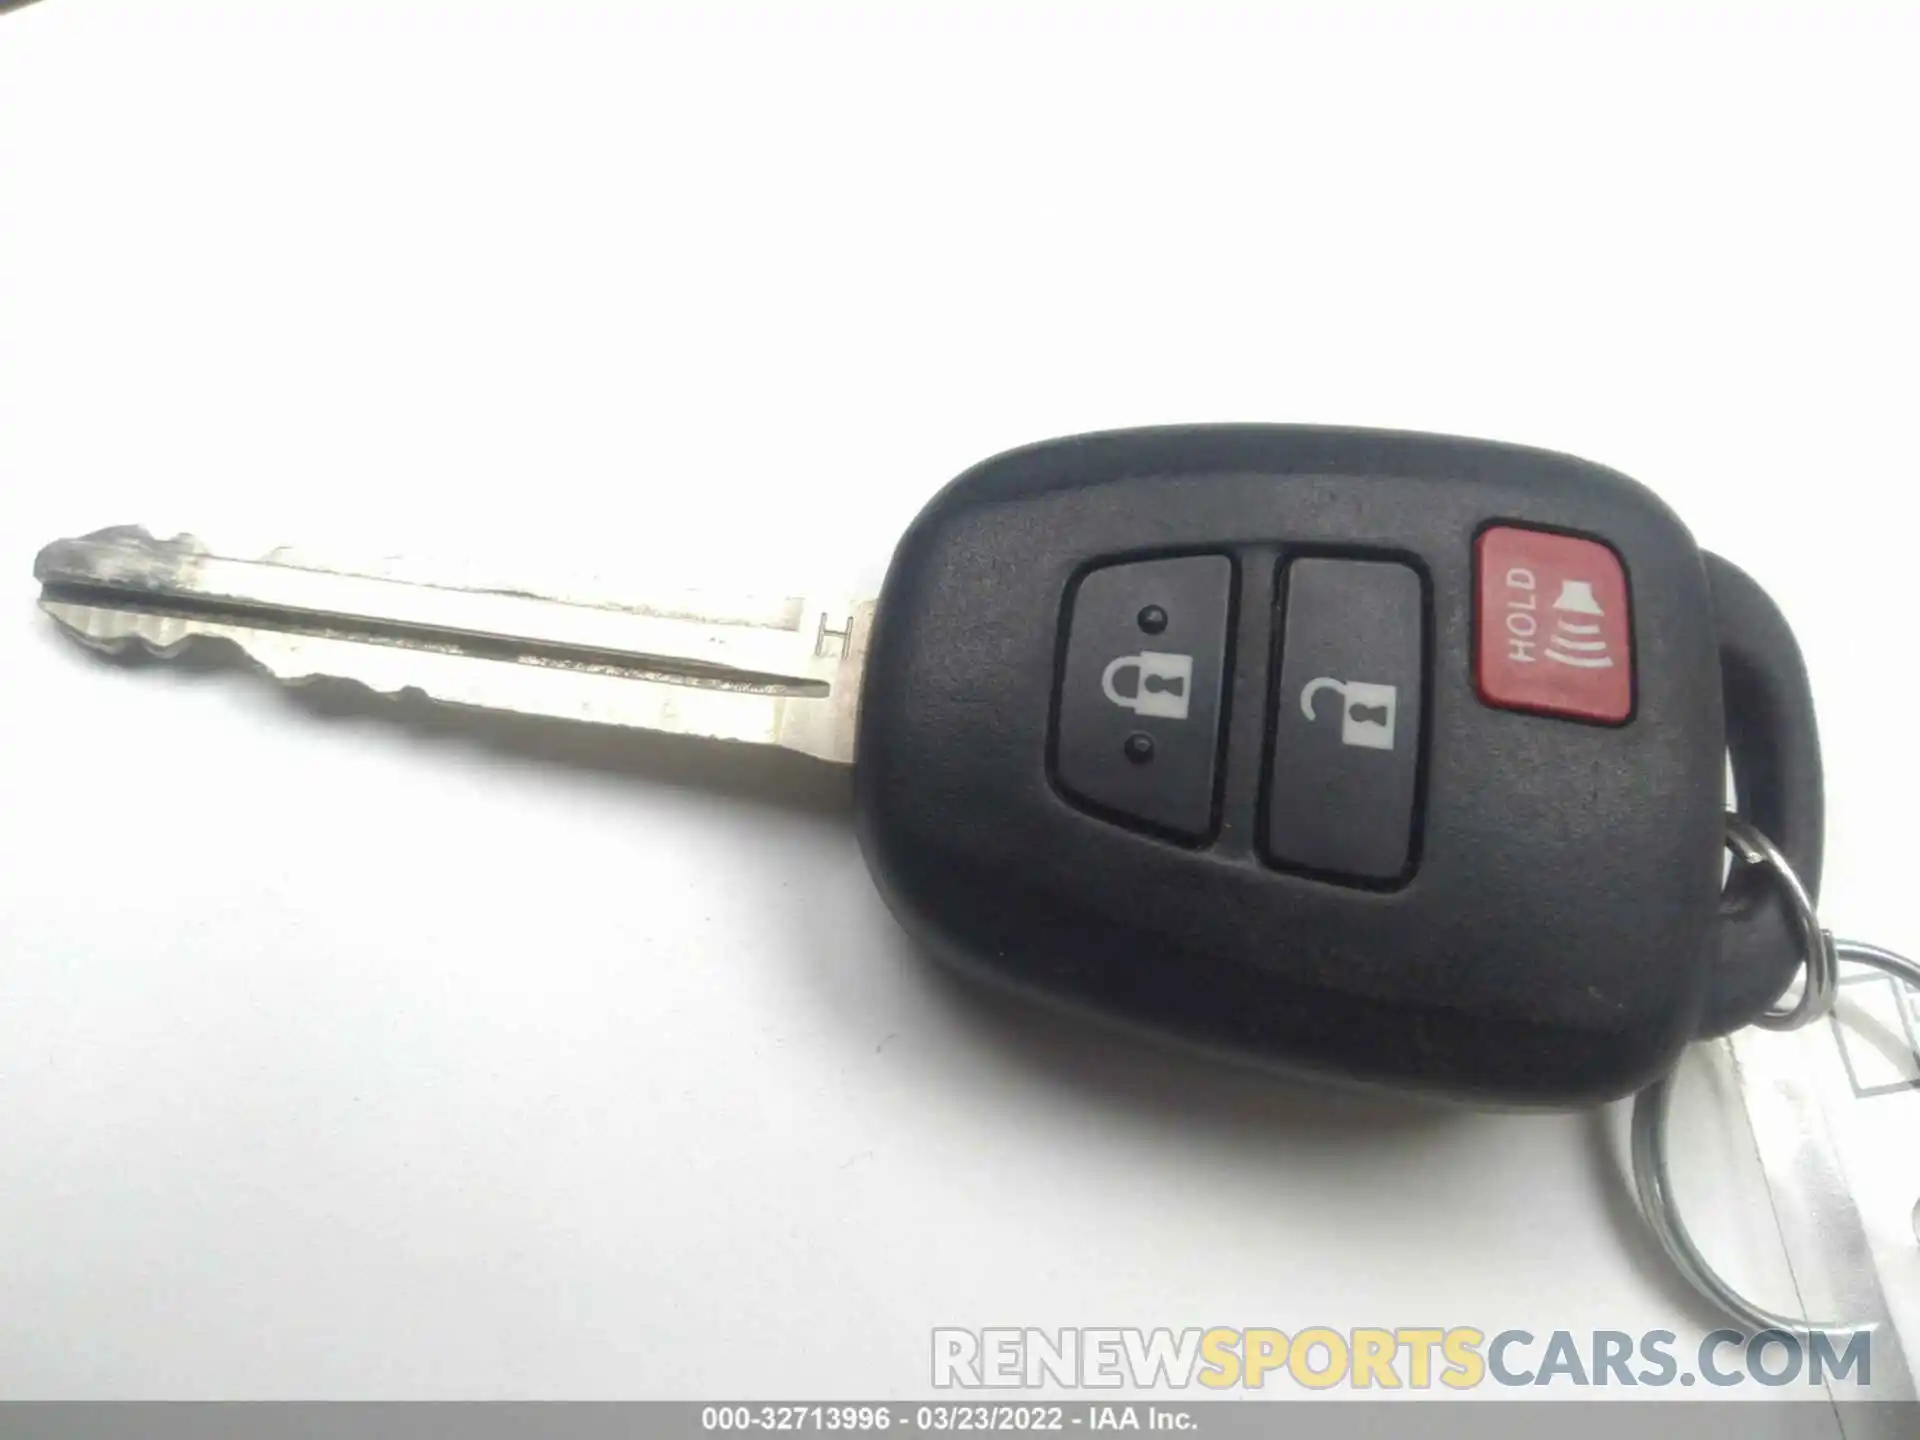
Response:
[932,1327,1872,1391]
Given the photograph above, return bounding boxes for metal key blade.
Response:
[34,527,873,764]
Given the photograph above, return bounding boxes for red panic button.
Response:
[1475,527,1633,723]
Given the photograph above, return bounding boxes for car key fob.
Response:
[854,426,1822,1107]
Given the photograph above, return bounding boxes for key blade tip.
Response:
[34,526,196,657]
[33,534,87,586]
[34,525,207,586]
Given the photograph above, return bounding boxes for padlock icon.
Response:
[1100,651,1193,720]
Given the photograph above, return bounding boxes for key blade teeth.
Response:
[41,597,382,692]
[43,600,862,760]
[39,597,220,661]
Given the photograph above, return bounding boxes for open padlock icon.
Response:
[1300,676,1398,750]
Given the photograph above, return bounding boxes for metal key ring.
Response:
[1630,816,1920,1337]
[1723,814,1839,1031]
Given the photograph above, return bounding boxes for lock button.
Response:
[1054,555,1232,840]
[1267,558,1425,883]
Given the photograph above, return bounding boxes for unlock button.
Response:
[1268,559,1425,883]
[1055,556,1232,840]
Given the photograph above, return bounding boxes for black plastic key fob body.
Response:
[853,427,1822,1108]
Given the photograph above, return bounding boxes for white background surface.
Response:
[2,0,1916,1402]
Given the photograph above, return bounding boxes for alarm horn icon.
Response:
[1552,579,1605,616]
[1547,578,1613,667]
